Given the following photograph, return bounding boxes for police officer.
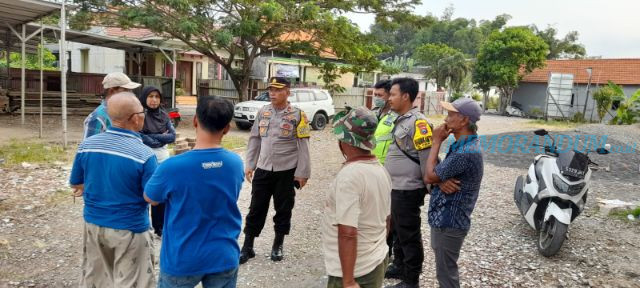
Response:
[372,79,398,165]
[240,77,311,264]
[383,77,433,288]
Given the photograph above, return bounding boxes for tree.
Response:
[73,0,419,101]
[592,81,625,121]
[413,43,470,92]
[0,46,58,71]
[473,27,548,113]
[531,25,586,59]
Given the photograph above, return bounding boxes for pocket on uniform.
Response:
[278,121,295,139]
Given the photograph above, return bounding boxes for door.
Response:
[177,61,193,95]
[293,90,316,118]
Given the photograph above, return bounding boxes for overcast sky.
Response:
[346,0,640,58]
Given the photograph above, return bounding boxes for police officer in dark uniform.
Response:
[240,77,311,264]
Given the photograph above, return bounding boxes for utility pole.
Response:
[582,67,593,119]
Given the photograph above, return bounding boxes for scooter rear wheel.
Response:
[538,216,568,257]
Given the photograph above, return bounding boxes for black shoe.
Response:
[239,247,255,264]
[384,264,403,280]
[384,281,419,288]
[270,244,284,261]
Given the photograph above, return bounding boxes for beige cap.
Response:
[102,72,141,89]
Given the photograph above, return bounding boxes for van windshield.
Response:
[254,92,270,101]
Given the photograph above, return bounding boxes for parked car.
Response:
[233,88,335,131]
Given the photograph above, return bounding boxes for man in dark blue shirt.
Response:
[424,98,484,288]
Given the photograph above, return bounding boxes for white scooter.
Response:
[513,129,610,256]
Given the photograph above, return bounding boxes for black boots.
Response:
[239,234,286,264]
[239,235,256,264]
[270,233,285,261]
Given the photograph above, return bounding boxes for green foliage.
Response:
[610,89,640,125]
[486,97,499,110]
[0,46,58,71]
[0,140,69,165]
[571,112,586,123]
[449,92,464,102]
[592,81,623,121]
[529,107,544,118]
[74,0,418,101]
[381,56,414,73]
[316,62,346,95]
[473,27,548,113]
[413,43,470,92]
[471,93,483,101]
[531,25,586,59]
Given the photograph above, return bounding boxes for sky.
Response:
[346,0,640,58]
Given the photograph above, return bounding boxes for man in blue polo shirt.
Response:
[144,96,244,288]
[424,98,484,288]
[70,91,158,288]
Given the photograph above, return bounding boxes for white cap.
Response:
[102,72,141,89]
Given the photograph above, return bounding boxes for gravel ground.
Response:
[0,114,639,287]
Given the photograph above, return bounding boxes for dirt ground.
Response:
[0,113,639,288]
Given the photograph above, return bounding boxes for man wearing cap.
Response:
[382,77,433,288]
[424,98,484,288]
[83,72,141,139]
[323,107,392,288]
[240,77,311,264]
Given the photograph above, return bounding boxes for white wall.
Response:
[68,42,125,74]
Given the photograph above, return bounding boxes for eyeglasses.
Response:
[128,109,146,120]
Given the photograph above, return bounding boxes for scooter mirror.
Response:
[596,148,610,155]
[534,129,548,136]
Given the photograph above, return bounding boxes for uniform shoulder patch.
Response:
[296,111,311,138]
[413,119,433,150]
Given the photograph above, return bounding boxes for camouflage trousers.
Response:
[79,222,156,288]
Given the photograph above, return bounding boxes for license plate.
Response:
[235,113,242,118]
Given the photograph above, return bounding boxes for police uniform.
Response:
[242,97,311,259]
[383,107,433,285]
[372,107,398,165]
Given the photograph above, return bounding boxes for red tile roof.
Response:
[521,59,640,85]
[104,27,155,40]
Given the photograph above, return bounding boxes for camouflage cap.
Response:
[332,106,378,150]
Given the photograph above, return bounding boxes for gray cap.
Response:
[440,98,482,123]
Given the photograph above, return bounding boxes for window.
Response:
[288,94,297,102]
[296,91,314,102]
[314,90,328,101]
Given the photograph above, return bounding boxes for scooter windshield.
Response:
[556,150,589,180]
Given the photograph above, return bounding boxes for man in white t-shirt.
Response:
[323,107,392,288]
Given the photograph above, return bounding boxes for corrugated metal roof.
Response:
[0,0,60,26]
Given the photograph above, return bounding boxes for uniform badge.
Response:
[259,119,270,137]
[262,111,272,118]
[413,119,433,150]
[296,111,311,138]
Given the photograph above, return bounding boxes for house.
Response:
[58,26,211,95]
[512,59,640,121]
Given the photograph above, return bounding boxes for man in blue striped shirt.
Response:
[70,91,158,288]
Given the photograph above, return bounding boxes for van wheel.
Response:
[311,113,327,130]
[235,121,252,130]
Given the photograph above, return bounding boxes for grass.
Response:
[525,119,582,130]
[222,135,247,150]
[609,207,640,222]
[0,139,72,166]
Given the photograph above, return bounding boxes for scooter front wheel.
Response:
[537,217,568,257]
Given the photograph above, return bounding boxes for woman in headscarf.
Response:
[139,86,176,237]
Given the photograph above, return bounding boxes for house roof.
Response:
[104,27,156,40]
[521,59,640,85]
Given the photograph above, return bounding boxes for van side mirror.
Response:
[534,129,548,136]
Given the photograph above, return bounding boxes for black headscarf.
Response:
[139,86,170,134]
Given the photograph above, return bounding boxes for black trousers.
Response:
[151,203,165,236]
[391,188,427,284]
[243,168,296,237]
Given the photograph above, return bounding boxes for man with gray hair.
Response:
[70,92,158,287]
[424,98,484,288]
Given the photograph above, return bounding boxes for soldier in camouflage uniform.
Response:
[323,107,393,288]
[240,77,311,264]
